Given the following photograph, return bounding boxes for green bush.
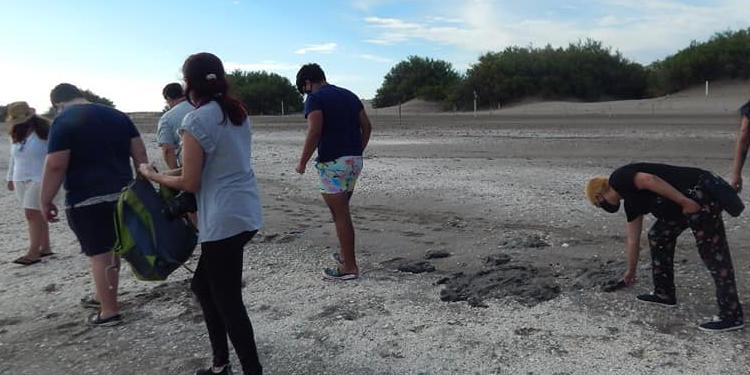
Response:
[461,40,647,109]
[647,28,750,95]
[227,70,303,115]
[373,28,750,111]
[373,56,461,108]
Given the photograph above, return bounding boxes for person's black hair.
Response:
[741,100,750,118]
[295,63,326,94]
[162,83,184,100]
[182,52,246,126]
[50,83,84,105]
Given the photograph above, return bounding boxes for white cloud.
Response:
[358,54,393,63]
[362,0,750,63]
[225,61,298,72]
[295,43,338,55]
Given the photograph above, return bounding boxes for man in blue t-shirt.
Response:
[40,83,148,327]
[295,63,372,280]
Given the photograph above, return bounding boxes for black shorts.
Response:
[66,201,117,256]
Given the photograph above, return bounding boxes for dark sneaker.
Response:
[698,317,744,332]
[332,252,343,265]
[80,296,101,309]
[86,312,122,327]
[323,267,359,280]
[636,293,677,307]
[196,364,233,375]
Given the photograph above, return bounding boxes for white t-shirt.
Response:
[6,133,47,182]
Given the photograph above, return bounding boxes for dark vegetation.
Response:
[227,71,302,115]
[372,28,750,110]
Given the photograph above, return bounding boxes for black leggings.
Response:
[191,231,262,375]
[647,181,743,323]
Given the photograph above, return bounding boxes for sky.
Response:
[1,0,749,112]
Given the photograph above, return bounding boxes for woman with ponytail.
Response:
[139,52,264,375]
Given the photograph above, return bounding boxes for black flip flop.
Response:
[12,256,41,266]
[40,252,56,258]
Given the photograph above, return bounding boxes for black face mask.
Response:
[599,199,620,213]
[296,78,310,95]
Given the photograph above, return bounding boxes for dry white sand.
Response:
[1,82,749,374]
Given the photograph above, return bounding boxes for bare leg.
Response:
[90,253,120,318]
[24,209,44,259]
[322,193,358,274]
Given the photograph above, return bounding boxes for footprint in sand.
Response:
[0,317,23,327]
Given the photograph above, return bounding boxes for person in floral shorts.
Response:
[295,63,372,280]
[586,162,744,332]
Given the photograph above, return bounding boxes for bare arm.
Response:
[622,216,643,284]
[633,172,700,214]
[160,144,179,170]
[731,116,750,192]
[139,132,203,193]
[296,110,323,174]
[359,109,372,152]
[40,150,70,222]
[130,136,149,171]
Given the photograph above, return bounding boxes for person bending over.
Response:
[585,162,744,332]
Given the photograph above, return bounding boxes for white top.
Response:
[6,133,47,182]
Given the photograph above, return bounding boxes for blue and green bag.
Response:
[113,178,197,281]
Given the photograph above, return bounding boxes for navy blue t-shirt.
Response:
[303,85,364,162]
[48,104,140,205]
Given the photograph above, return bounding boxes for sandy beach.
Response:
[1,83,750,374]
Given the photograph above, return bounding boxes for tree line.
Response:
[373,28,750,110]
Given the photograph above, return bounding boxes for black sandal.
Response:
[12,256,41,266]
[87,312,122,327]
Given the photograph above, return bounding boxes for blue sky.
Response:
[1,0,748,112]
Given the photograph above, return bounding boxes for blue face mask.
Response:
[599,199,620,213]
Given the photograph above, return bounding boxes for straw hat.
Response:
[5,101,36,126]
[585,177,609,205]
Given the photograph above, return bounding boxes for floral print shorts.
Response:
[315,156,363,194]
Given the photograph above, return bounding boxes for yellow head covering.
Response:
[585,177,609,205]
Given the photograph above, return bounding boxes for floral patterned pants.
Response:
[647,179,744,322]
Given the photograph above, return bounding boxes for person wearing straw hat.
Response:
[5,101,57,265]
[585,162,744,332]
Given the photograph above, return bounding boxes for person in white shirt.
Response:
[5,101,55,265]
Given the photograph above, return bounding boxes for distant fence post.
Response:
[473,90,478,118]
[398,102,402,126]
[705,81,709,98]
[281,99,285,116]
